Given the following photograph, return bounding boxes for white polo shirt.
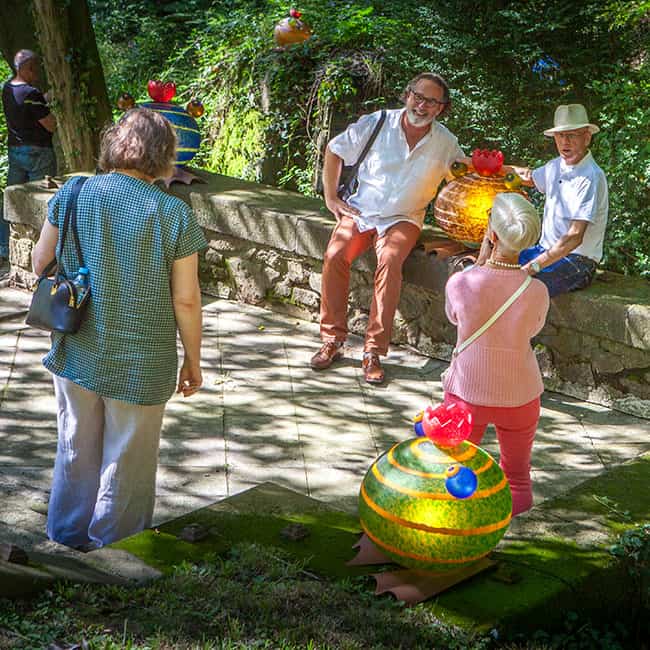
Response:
[532,151,609,262]
[328,108,464,235]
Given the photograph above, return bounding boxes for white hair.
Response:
[13,49,37,71]
[490,193,541,254]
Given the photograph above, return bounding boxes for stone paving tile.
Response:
[156,465,228,498]
[301,440,377,466]
[158,436,226,467]
[221,389,299,417]
[579,414,650,441]
[152,494,228,526]
[292,394,393,419]
[0,496,49,531]
[225,462,309,498]
[0,466,52,504]
[306,464,365,514]
[0,287,31,312]
[0,520,47,549]
[162,398,224,439]
[2,288,649,553]
[225,419,304,466]
[530,467,604,504]
[0,332,21,385]
[591,441,650,468]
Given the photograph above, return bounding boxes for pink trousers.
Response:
[444,392,541,516]
[319,217,420,355]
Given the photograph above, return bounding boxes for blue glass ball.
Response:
[413,411,425,437]
[445,464,478,499]
[140,102,201,166]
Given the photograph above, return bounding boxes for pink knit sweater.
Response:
[443,266,550,407]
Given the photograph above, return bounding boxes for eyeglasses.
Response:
[408,87,446,108]
[553,130,587,141]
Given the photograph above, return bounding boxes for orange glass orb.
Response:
[274,17,311,47]
[186,99,205,118]
[434,174,525,246]
[116,93,135,111]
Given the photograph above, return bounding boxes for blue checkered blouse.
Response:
[44,172,207,405]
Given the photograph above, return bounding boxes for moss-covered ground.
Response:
[111,482,368,580]
[113,455,649,638]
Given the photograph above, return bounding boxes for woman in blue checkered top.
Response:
[32,108,207,550]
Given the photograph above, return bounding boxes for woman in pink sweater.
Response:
[443,193,550,515]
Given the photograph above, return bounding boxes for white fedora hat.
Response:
[543,104,600,136]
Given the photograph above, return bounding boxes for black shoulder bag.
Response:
[320,109,387,202]
[26,176,90,333]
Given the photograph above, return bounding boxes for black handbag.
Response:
[317,109,386,201]
[26,176,90,334]
[338,109,386,201]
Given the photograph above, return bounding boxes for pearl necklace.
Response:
[487,258,521,269]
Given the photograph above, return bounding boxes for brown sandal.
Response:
[362,352,385,384]
[310,341,344,370]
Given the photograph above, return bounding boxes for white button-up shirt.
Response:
[532,151,609,262]
[328,108,464,235]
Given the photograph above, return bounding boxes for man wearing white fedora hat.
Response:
[508,104,608,297]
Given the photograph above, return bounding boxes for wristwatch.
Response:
[530,260,542,274]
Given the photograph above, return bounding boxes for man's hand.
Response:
[476,234,493,266]
[521,260,539,276]
[325,195,361,221]
[177,359,202,398]
[502,164,533,186]
[321,147,360,221]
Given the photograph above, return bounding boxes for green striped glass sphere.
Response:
[359,437,512,572]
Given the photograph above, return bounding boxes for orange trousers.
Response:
[319,216,420,356]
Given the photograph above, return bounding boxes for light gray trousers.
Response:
[47,375,165,549]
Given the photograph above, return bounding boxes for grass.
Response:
[0,541,642,649]
[0,543,493,650]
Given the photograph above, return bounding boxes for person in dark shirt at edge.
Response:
[1,49,57,264]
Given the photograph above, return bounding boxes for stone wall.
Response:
[4,170,650,418]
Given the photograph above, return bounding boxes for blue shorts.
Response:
[519,245,597,298]
[7,145,57,185]
[1,145,57,257]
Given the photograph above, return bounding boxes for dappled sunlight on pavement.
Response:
[1,287,649,549]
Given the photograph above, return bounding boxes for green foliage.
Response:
[589,69,650,277]
[86,0,649,277]
[0,58,10,192]
[610,523,650,612]
[3,1,644,275]
[526,610,629,649]
[204,107,268,179]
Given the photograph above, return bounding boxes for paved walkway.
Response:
[1,286,649,551]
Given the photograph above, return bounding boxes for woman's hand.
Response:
[177,359,202,397]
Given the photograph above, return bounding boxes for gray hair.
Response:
[401,72,452,116]
[98,108,177,179]
[13,49,37,71]
[490,193,541,254]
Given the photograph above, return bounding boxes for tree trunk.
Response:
[31,0,112,173]
[0,2,39,71]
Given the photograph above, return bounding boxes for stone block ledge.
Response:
[4,169,649,416]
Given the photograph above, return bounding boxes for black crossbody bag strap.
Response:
[68,179,87,269]
[348,109,386,175]
[51,176,87,280]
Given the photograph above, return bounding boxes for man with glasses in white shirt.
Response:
[311,72,469,384]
